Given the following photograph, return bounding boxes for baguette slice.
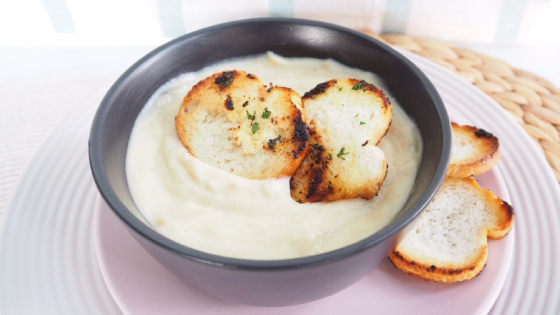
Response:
[448,123,500,178]
[175,70,309,180]
[290,79,393,203]
[389,177,514,283]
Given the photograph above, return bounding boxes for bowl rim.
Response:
[89,17,451,270]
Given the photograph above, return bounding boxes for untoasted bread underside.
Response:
[388,177,514,283]
[448,122,501,178]
[175,70,309,179]
[290,79,393,203]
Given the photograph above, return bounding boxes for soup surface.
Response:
[126,52,423,260]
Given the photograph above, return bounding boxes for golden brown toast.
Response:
[448,123,501,178]
[175,70,309,179]
[290,79,393,203]
[389,177,514,283]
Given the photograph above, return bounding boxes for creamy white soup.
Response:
[126,52,422,260]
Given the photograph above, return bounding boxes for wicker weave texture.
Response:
[362,31,560,183]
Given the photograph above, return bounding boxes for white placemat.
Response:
[0,77,114,223]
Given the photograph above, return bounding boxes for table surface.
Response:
[1,43,559,222]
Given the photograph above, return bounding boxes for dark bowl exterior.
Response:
[126,223,395,306]
[89,18,451,306]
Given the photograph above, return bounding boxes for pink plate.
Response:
[93,167,514,315]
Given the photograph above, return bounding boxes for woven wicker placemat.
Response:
[362,31,560,184]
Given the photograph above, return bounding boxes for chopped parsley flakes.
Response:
[262,107,271,118]
[246,110,255,120]
[352,80,368,91]
[267,135,282,149]
[337,147,350,160]
[252,122,260,134]
[215,71,236,88]
[246,110,256,126]
[360,121,366,125]
[310,143,321,151]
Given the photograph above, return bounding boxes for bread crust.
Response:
[388,177,514,283]
[447,123,501,178]
[389,246,487,283]
[176,70,309,179]
[290,79,392,203]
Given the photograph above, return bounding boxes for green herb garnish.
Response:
[246,110,255,120]
[355,114,359,117]
[252,122,260,134]
[310,143,321,151]
[262,107,271,118]
[360,121,366,125]
[215,72,236,88]
[328,153,333,160]
[352,80,368,91]
[337,147,350,160]
[267,135,282,149]
[338,87,343,91]
[246,110,256,126]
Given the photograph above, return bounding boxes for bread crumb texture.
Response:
[175,70,309,179]
[290,79,393,203]
[448,122,501,178]
[389,177,514,283]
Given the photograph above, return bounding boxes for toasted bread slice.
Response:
[448,123,500,178]
[290,79,393,203]
[175,70,309,179]
[389,177,514,283]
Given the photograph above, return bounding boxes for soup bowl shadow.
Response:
[89,18,451,307]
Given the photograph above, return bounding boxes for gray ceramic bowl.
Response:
[89,18,451,306]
